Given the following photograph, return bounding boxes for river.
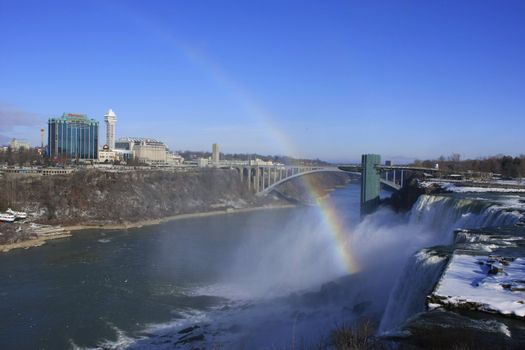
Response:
[1,183,524,349]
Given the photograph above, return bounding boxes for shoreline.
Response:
[0,232,72,253]
[63,203,297,232]
[0,204,297,253]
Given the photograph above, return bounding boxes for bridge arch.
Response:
[256,167,401,196]
[257,167,360,195]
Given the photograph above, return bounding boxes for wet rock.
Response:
[502,283,513,290]
[319,280,343,300]
[383,176,447,213]
[178,325,200,334]
[352,301,372,315]
[396,309,525,349]
[488,265,504,275]
[175,333,205,345]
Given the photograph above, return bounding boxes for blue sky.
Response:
[0,0,524,162]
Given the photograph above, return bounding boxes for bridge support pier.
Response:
[247,168,251,191]
[255,168,260,192]
[361,154,381,216]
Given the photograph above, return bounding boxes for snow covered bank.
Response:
[430,254,525,318]
[419,180,525,193]
[392,223,525,348]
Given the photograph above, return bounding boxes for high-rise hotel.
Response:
[104,108,117,150]
[48,113,99,160]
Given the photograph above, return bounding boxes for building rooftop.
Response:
[116,137,164,144]
[49,113,98,124]
[104,108,117,118]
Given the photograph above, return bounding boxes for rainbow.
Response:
[117,5,360,275]
[300,175,360,274]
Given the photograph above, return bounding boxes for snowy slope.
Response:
[430,254,525,318]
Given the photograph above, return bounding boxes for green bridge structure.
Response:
[231,154,442,215]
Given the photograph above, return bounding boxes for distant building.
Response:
[115,137,167,164]
[167,153,184,166]
[9,138,31,150]
[114,137,135,161]
[212,143,220,164]
[385,160,393,166]
[98,144,117,163]
[104,108,117,150]
[113,149,133,161]
[197,157,209,167]
[48,113,99,160]
[114,138,135,152]
[1,167,75,176]
[134,142,167,164]
[249,158,273,166]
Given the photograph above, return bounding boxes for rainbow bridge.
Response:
[231,154,441,215]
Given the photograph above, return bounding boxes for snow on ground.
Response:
[443,184,525,193]
[495,179,525,186]
[431,254,525,318]
[420,180,525,193]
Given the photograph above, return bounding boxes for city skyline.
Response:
[1,0,524,162]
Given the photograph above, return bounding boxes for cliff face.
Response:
[0,169,257,225]
[0,169,351,226]
[382,176,445,212]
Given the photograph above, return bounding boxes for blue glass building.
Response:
[48,113,99,160]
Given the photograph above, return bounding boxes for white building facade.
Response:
[114,137,168,164]
[9,138,31,150]
[212,143,220,165]
[104,109,117,150]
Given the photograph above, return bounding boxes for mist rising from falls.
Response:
[220,205,353,298]
[217,193,522,310]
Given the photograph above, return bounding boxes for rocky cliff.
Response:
[382,176,445,212]
[0,169,351,227]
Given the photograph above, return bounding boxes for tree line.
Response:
[411,154,525,178]
[0,147,46,166]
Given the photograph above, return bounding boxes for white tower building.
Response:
[104,108,117,150]
[212,143,220,165]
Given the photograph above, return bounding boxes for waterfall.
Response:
[378,249,448,334]
[378,194,523,334]
[410,195,522,238]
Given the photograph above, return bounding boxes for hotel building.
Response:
[48,113,99,160]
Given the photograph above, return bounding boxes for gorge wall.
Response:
[0,169,351,227]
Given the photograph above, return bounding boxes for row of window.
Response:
[48,121,99,159]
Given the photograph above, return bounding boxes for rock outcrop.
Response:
[383,176,445,212]
[0,168,351,232]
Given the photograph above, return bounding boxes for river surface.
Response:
[0,185,366,349]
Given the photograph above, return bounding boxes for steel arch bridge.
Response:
[230,154,441,215]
